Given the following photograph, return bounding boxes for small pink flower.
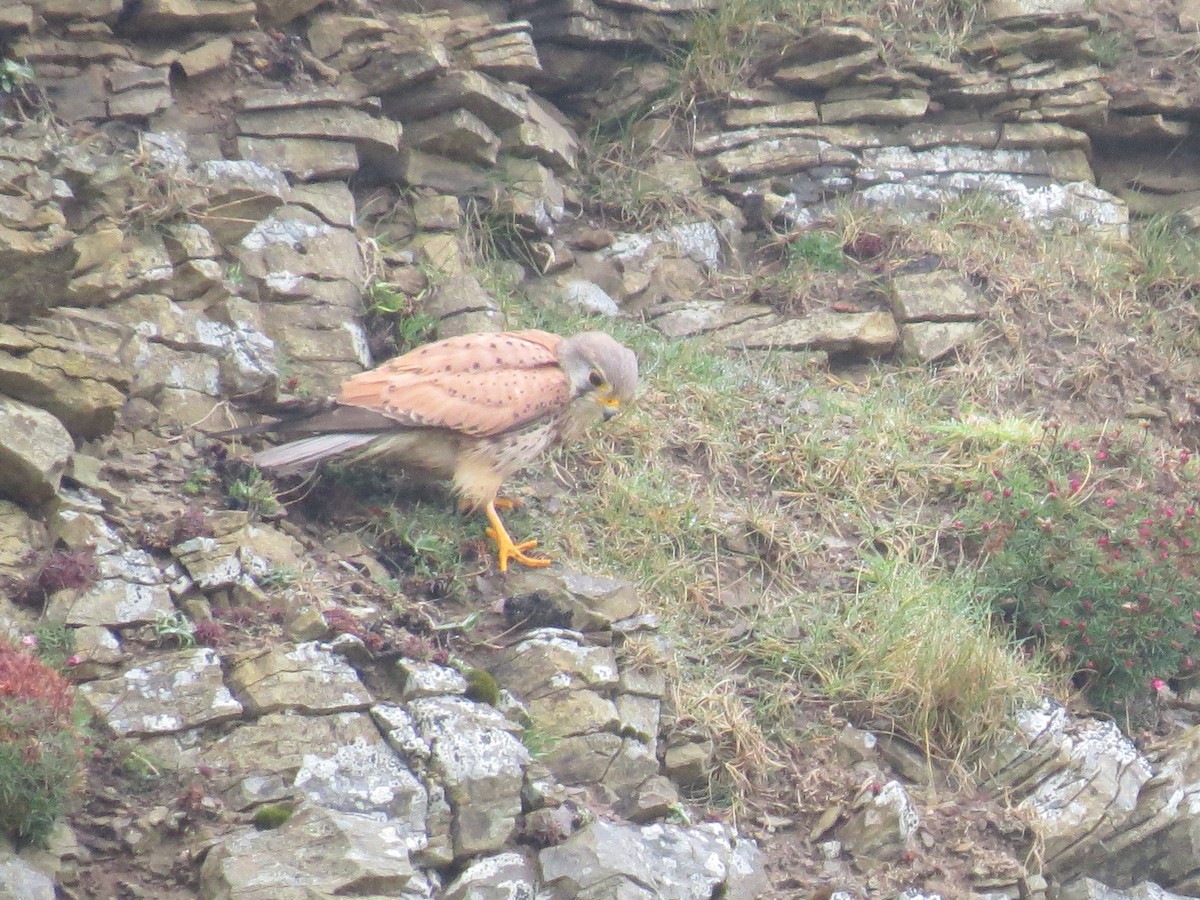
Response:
[952,520,964,529]
[1182,451,1191,464]
[65,655,81,667]
[1096,450,1108,460]
[1185,657,1195,669]
[1152,678,1167,693]
[1002,488,1012,498]
[19,635,36,649]
[1188,507,1197,517]
[1060,618,1072,628]
[991,468,1003,479]
[1164,508,1176,518]
[1069,478,1082,494]
[1104,498,1116,508]
[982,490,994,502]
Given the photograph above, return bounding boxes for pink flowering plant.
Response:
[956,426,1200,711]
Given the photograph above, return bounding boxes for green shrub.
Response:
[957,426,1200,712]
[0,638,84,845]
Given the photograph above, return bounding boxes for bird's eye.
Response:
[588,371,605,388]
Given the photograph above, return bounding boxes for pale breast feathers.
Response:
[336,330,571,437]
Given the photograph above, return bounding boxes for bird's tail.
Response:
[252,433,378,474]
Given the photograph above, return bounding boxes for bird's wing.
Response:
[337,330,572,437]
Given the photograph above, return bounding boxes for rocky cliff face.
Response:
[3,0,1200,897]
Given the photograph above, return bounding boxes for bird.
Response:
[245,329,639,572]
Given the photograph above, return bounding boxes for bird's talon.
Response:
[485,501,552,572]
[500,540,552,572]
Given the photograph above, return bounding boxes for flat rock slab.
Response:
[199,804,413,897]
[540,819,767,900]
[46,551,174,627]
[492,628,619,701]
[77,648,243,736]
[228,642,374,715]
[730,311,899,356]
[901,321,985,363]
[891,270,984,322]
[0,396,72,505]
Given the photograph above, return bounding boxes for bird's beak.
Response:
[598,396,621,420]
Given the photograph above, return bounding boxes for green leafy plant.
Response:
[226,469,281,517]
[0,638,84,845]
[957,426,1200,712]
[183,465,214,495]
[30,625,76,671]
[0,59,33,94]
[365,281,436,352]
[153,610,196,649]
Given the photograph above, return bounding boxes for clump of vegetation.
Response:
[767,556,1046,761]
[0,638,85,845]
[364,280,437,354]
[152,610,196,649]
[253,804,293,830]
[956,425,1200,714]
[191,620,228,648]
[225,469,281,518]
[0,58,33,95]
[463,668,500,706]
[29,625,76,672]
[13,549,99,608]
[786,231,846,272]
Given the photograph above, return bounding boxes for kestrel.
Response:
[248,329,638,572]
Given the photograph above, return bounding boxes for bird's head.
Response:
[559,332,639,421]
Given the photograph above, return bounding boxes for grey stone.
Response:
[540,820,767,900]
[890,270,984,322]
[835,780,919,863]
[293,736,428,850]
[901,321,986,363]
[407,696,529,858]
[492,628,619,701]
[77,648,243,736]
[199,804,413,896]
[0,397,72,505]
[228,641,375,715]
[729,311,899,356]
[442,851,538,899]
[0,857,55,900]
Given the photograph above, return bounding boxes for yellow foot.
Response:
[484,500,552,572]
